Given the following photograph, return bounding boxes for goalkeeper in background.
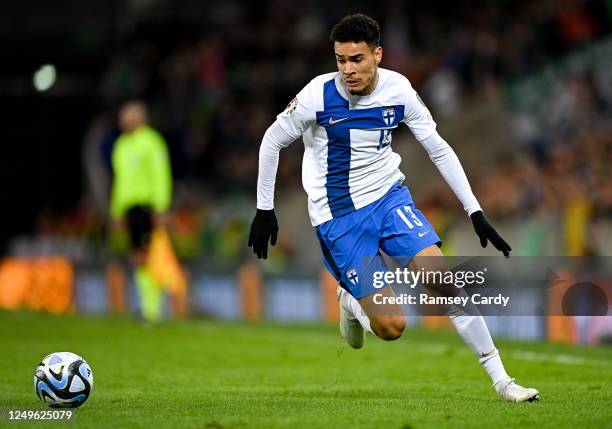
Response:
[110,101,173,323]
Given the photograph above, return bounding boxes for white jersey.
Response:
[274,68,438,226]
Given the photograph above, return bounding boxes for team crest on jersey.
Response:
[284,96,298,115]
[382,107,395,126]
[346,268,359,285]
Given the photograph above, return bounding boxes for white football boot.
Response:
[495,377,540,402]
[337,287,365,349]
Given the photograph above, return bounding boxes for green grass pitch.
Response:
[0,311,610,428]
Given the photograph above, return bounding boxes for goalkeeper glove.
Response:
[470,210,512,258]
[248,209,278,259]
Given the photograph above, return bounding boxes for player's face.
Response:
[334,41,382,95]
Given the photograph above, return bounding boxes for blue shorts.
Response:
[316,183,441,299]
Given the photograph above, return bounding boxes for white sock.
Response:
[481,350,511,389]
[342,290,374,335]
[449,313,510,386]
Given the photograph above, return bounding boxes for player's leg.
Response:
[410,245,510,384]
[336,281,406,341]
[127,206,163,323]
[357,286,405,340]
[379,185,538,401]
[316,202,405,347]
[336,280,406,342]
[411,244,539,402]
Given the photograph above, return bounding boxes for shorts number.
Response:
[396,206,423,229]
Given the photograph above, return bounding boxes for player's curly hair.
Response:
[330,14,380,47]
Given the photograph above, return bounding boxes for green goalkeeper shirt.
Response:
[110,125,172,219]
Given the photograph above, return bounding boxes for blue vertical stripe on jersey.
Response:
[315,78,405,219]
[319,79,353,217]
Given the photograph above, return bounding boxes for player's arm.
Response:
[403,84,511,257]
[149,131,173,216]
[248,123,295,259]
[249,88,315,259]
[418,131,511,257]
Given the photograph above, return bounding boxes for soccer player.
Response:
[248,14,539,402]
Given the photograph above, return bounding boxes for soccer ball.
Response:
[33,352,93,408]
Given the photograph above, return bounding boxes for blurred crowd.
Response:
[93,0,612,184]
[19,0,612,265]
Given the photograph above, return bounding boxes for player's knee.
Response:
[372,316,405,341]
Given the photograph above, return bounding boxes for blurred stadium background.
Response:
[0,0,611,343]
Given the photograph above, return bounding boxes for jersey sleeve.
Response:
[418,132,482,216]
[256,122,296,210]
[149,130,173,214]
[402,80,438,142]
[275,82,316,139]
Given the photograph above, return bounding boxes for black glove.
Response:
[470,210,512,258]
[248,209,278,259]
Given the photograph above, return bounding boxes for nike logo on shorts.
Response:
[417,230,430,238]
[328,117,350,125]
